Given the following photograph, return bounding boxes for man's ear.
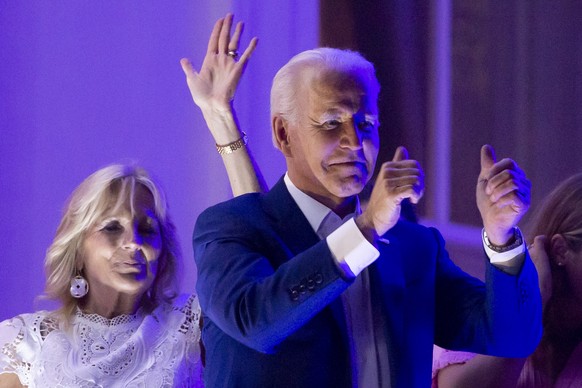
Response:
[550,234,571,267]
[272,115,292,157]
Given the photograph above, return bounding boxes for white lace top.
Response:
[0,294,202,387]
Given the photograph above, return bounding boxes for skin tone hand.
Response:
[180,13,257,144]
[356,146,424,240]
[180,14,266,195]
[0,373,25,388]
[476,145,531,245]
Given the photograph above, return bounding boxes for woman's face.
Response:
[80,184,162,314]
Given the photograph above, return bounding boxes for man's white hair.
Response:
[270,47,380,147]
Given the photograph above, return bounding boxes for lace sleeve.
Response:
[0,315,40,385]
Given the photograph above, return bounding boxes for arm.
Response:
[432,147,541,353]
[180,14,267,196]
[433,236,552,388]
[434,236,550,387]
[432,226,541,357]
[193,198,352,353]
[477,144,530,247]
[0,374,25,388]
[0,317,28,388]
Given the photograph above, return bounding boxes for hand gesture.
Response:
[529,235,552,308]
[476,145,531,245]
[180,14,257,115]
[357,146,424,238]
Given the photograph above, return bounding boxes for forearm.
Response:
[434,229,541,356]
[200,106,267,195]
[0,373,25,388]
[194,216,350,352]
[221,145,267,196]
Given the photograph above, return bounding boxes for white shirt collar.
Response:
[283,172,360,233]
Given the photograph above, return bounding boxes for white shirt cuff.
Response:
[326,218,380,277]
[482,228,526,264]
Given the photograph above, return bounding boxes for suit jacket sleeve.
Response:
[431,227,542,357]
[193,194,352,353]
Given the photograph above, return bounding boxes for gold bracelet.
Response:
[216,132,248,155]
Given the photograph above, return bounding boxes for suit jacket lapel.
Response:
[262,177,321,255]
[263,176,351,352]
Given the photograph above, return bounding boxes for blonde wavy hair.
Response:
[527,173,582,252]
[526,174,582,367]
[43,164,180,321]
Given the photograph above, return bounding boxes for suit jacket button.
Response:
[298,282,307,294]
[307,278,315,290]
[289,288,300,301]
[314,273,323,284]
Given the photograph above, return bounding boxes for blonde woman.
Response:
[0,14,264,387]
[0,165,203,387]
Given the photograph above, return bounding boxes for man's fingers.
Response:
[485,162,530,201]
[392,146,409,162]
[390,184,424,204]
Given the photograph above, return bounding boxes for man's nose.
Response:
[340,119,364,150]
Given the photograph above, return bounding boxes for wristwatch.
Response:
[483,227,523,253]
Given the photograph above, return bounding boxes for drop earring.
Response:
[70,273,89,298]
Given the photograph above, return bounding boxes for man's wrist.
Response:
[354,215,378,243]
[483,227,523,253]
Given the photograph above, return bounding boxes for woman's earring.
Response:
[70,275,89,298]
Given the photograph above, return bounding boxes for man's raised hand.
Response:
[476,144,531,245]
[356,146,424,240]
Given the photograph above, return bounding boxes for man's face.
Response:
[286,68,380,205]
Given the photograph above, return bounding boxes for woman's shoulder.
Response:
[0,310,64,349]
[0,310,56,337]
[0,310,60,386]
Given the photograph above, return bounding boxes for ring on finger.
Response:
[227,49,239,60]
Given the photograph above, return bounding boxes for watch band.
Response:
[483,227,523,253]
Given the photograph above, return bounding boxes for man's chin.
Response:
[330,178,367,198]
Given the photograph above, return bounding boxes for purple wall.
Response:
[0,2,318,320]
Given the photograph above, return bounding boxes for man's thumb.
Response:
[480,144,496,171]
[392,146,409,162]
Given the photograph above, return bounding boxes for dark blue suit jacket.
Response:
[193,177,542,388]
